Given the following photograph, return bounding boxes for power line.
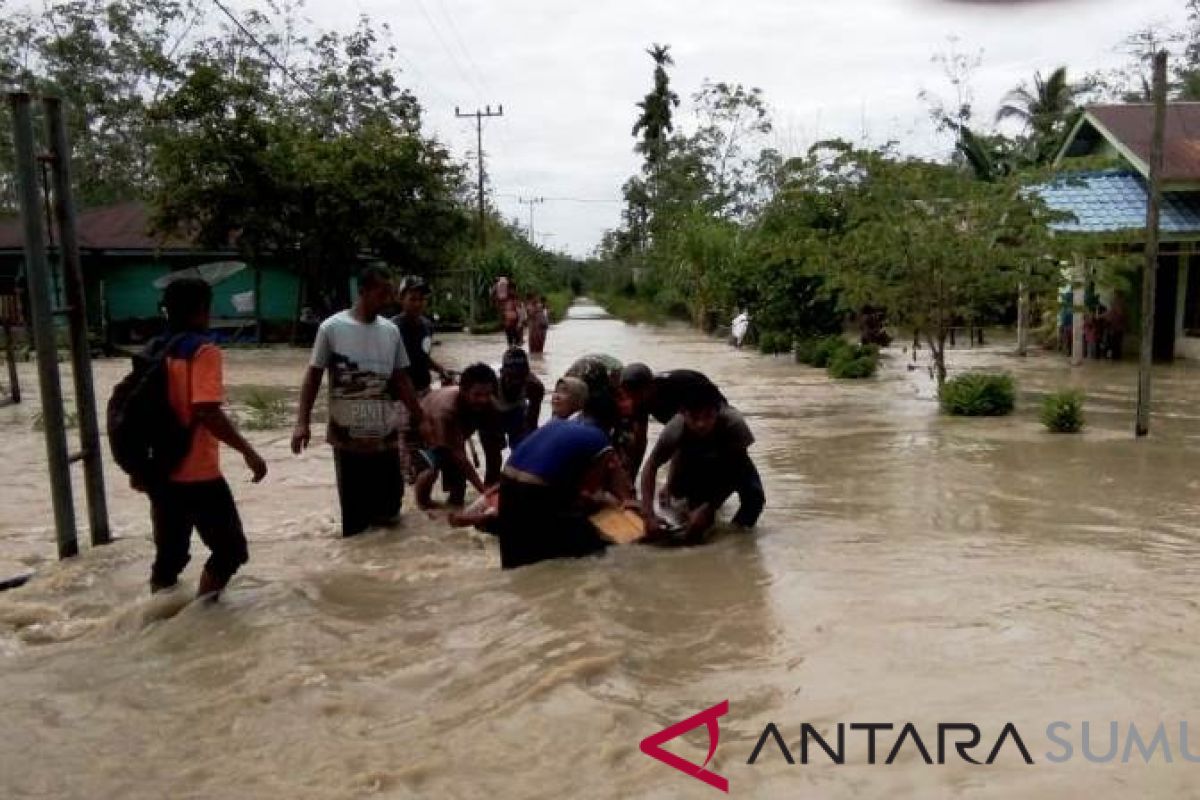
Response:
[497,193,624,204]
[517,196,544,241]
[429,0,520,161]
[210,0,319,103]
[410,0,480,100]
[431,0,491,97]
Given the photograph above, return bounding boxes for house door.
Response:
[1154,256,1179,362]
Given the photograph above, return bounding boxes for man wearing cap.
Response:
[392,276,451,481]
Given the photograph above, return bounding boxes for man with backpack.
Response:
[291,267,424,537]
[113,277,267,599]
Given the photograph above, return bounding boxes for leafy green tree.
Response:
[149,16,469,305]
[817,144,1064,385]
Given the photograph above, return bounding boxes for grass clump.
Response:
[240,386,289,430]
[1041,390,1085,433]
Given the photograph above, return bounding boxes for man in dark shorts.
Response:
[416,363,499,509]
[392,275,451,481]
[495,393,634,569]
[640,380,764,540]
[292,267,424,537]
[143,278,268,598]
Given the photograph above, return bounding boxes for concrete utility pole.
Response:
[455,105,503,325]
[518,196,544,243]
[44,97,109,546]
[1136,51,1168,438]
[455,105,504,249]
[10,93,77,558]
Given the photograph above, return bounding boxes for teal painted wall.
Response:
[103,262,170,319]
[101,261,299,321]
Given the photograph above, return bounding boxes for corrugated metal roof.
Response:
[0,201,203,252]
[1036,170,1200,235]
[1086,104,1200,183]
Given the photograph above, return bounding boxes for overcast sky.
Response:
[278,0,1187,256]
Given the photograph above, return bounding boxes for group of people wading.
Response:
[118,268,765,599]
[491,275,550,353]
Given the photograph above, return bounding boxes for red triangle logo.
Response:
[639,700,730,793]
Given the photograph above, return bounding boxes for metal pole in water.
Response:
[9,92,78,559]
[44,96,110,546]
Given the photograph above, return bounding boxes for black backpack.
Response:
[107,334,194,488]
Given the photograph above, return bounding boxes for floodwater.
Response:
[3,301,1200,798]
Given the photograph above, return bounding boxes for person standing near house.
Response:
[391,276,452,482]
[1103,296,1127,360]
[291,267,424,537]
[1058,288,1073,356]
[138,278,267,599]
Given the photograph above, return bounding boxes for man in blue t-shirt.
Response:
[495,395,634,569]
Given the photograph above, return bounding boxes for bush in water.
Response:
[758,331,792,355]
[1041,389,1085,433]
[795,336,852,368]
[939,373,1016,417]
[828,344,880,379]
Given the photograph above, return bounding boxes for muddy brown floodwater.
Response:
[4,301,1200,799]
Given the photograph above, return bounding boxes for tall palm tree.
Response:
[632,44,679,170]
[995,66,1079,163]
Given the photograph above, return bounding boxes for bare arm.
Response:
[450,443,486,494]
[639,456,660,520]
[601,451,634,504]
[291,366,324,454]
[195,404,267,482]
[629,418,649,479]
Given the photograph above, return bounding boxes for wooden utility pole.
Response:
[518,196,544,243]
[1136,51,1168,438]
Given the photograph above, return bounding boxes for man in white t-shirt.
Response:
[291,267,424,536]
